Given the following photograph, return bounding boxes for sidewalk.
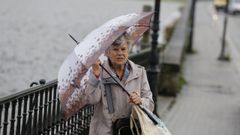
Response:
[157,1,240,135]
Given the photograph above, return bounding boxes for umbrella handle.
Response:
[99,64,159,125]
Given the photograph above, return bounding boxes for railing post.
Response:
[26,94,34,134]
[21,96,28,135]
[47,88,53,134]
[43,89,49,134]
[0,104,3,134]
[60,119,66,135]
[39,90,44,134]
[10,100,17,135]
[52,85,57,135]
[77,110,83,134]
[74,114,78,134]
[56,97,61,134]
[33,92,39,135]
[67,118,71,135]
[16,98,23,135]
[3,102,10,135]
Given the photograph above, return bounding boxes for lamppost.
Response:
[218,0,229,61]
[187,0,197,53]
[147,0,161,115]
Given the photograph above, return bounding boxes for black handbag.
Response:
[113,117,141,135]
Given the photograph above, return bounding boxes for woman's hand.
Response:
[129,91,142,105]
[92,59,101,78]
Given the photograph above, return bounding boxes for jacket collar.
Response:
[101,60,142,83]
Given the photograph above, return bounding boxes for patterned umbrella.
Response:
[58,12,154,119]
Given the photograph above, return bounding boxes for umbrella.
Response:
[58,12,154,120]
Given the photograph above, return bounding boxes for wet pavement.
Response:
[157,1,240,135]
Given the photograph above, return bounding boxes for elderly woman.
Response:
[86,33,154,135]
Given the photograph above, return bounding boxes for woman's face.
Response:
[106,42,129,67]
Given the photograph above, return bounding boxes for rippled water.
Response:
[0,0,181,97]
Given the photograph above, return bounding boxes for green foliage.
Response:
[158,65,186,97]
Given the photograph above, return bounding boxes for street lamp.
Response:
[218,0,229,61]
[187,0,197,53]
[147,0,161,115]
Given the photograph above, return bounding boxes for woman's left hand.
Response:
[129,92,142,105]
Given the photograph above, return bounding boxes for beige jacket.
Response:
[85,60,154,135]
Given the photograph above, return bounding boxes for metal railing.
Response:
[0,80,93,135]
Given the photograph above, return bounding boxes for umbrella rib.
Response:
[134,24,150,27]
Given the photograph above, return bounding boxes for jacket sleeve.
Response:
[83,69,102,105]
[140,68,155,112]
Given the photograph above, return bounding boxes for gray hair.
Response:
[112,32,131,47]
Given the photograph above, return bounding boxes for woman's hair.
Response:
[112,32,131,47]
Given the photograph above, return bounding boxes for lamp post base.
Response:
[218,56,230,61]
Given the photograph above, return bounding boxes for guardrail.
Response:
[0,80,93,135]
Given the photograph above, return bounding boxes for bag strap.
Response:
[130,108,141,135]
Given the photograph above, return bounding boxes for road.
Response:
[0,0,182,97]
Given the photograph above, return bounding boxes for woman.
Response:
[86,33,154,135]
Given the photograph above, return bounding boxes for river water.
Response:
[0,0,181,97]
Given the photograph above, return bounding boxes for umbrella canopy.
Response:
[58,12,154,119]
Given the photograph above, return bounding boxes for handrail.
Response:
[0,80,57,104]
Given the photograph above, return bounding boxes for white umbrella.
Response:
[58,12,153,119]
